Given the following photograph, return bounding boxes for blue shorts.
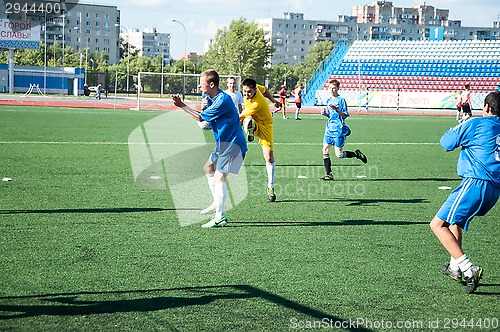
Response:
[210,142,246,175]
[323,136,346,148]
[437,178,500,231]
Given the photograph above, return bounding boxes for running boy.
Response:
[430,91,500,294]
[320,79,367,181]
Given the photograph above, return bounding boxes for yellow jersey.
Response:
[241,84,273,126]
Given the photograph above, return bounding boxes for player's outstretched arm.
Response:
[263,87,281,109]
[440,129,461,152]
[172,94,202,121]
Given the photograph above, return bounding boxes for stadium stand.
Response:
[306,40,500,109]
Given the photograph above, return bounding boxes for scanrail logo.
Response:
[2,1,80,29]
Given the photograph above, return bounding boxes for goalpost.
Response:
[134,72,241,111]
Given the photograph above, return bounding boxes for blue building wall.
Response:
[0,65,85,95]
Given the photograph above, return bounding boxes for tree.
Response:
[297,40,334,84]
[201,18,272,81]
[267,63,296,95]
[118,37,139,58]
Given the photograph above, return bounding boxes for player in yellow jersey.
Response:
[240,78,281,202]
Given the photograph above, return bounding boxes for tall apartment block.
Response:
[257,1,500,66]
[121,27,171,64]
[1,0,121,64]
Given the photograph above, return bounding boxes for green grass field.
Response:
[0,106,498,331]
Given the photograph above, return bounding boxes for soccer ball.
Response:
[197,120,212,130]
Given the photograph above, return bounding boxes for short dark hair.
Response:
[242,78,257,90]
[484,91,500,116]
[328,79,340,88]
[201,69,219,87]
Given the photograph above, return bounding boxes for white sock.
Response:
[206,174,215,205]
[456,254,473,278]
[449,257,460,271]
[295,109,300,119]
[214,182,227,219]
[266,162,275,188]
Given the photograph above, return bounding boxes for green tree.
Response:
[296,40,334,84]
[267,63,296,95]
[118,37,139,58]
[201,18,271,81]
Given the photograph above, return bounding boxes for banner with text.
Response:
[0,19,40,49]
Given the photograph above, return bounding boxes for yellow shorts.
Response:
[255,122,274,151]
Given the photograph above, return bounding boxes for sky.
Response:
[89,0,500,59]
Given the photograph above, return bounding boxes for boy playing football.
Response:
[320,79,367,181]
[172,69,247,228]
[430,91,500,293]
[240,78,281,202]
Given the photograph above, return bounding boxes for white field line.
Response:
[0,141,439,146]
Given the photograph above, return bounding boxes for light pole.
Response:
[160,50,164,98]
[171,19,186,100]
[43,11,47,94]
[115,24,130,96]
[61,11,65,69]
[73,26,82,68]
[77,12,89,84]
[53,35,58,66]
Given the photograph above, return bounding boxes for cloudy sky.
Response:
[88,0,500,58]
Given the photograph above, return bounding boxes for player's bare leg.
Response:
[430,216,464,260]
[430,216,483,292]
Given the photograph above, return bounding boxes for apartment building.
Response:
[121,27,171,64]
[1,0,121,64]
[257,1,500,66]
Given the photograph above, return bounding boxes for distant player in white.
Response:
[320,79,367,181]
[430,91,500,293]
[224,76,243,114]
[457,83,472,123]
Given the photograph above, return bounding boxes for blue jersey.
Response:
[440,116,500,188]
[200,89,248,155]
[323,95,351,138]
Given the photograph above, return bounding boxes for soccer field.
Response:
[0,106,498,331]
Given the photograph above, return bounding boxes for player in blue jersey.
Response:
[172,69,248,228]
[319,79,367,181]
[430,91,500,294]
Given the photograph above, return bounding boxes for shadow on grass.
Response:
[0,207,190,215]
[0,285,372,331]
[459,282,500,296]
[231,220,429,227]
[366,177,460,182]
[278,198,429,206]
[248,163,363,167]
